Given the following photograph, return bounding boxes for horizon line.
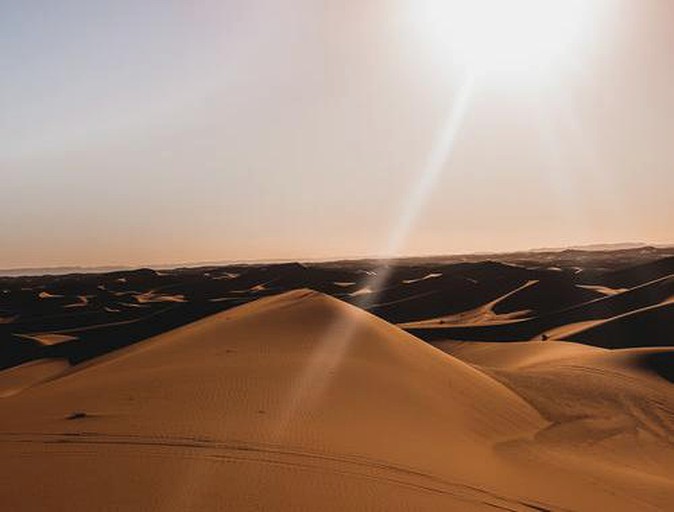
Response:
[1,241,672,277]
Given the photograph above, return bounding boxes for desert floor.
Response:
[1,247,673,510]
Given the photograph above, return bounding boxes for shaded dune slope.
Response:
[566,300,674,348]
[5,253,674,369]
[491,276,604,317]
[603,256,674,288]
[409,274,674,347]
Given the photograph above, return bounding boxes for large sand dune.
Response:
[2,290,673,510]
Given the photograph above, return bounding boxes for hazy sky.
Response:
[2,0,673,268]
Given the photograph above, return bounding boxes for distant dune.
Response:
[603,256,674,288]
[567,300,674,348]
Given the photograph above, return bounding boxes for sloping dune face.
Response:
[0,290,542,511]
[567,301,674,348]
[0,290,672,511]
[436,340,674,511]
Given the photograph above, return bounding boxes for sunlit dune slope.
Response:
[435,339,674,510]
[0,358,69,398]
[0,289,544,511]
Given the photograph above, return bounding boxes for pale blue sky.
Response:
[2,0,673,268]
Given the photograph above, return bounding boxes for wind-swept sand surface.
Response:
[2,290,673,510]
[0,358,69,398]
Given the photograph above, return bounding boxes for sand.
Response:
[399,280,539,328]
[437,340,674,492]
[0,358,69,398]
[1,290,673,510]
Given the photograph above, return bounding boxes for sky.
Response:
[2,0,673,268]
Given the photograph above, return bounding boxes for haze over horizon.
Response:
[0,241,671,275]
[3,0,674,268]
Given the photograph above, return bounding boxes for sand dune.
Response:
[566,300,674,348]
[5,251,674,369]
[16,332,79,346]
[135,291,187,304]
[577,284,628,296]
[400,280,539,328]
[551,274,674,328]
[0,290,543,510]
[2,290,673,510]
[0,358,69,398]
[363,272,528,324]
[407,272,674,345]
[490,276,604,316]
[604,256,674,288]
[2,252,674,509]
[433,339,605,369]
[436,339,674,506]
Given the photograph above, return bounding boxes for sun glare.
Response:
[410,0,599,80]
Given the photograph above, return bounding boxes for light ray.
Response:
[384,73,475,255]
[272,73,476,436]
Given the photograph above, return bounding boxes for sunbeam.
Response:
[274,73,476,434]
[385,73,476,255]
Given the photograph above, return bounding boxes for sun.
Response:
[409,0,599,81]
